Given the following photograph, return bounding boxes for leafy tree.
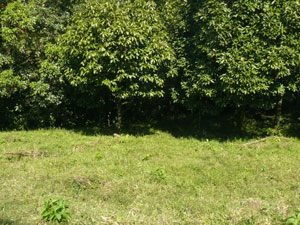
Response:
[155,0,190,102]
[185,0,300,125]
[48,0,175,129]
[0,0,72,128]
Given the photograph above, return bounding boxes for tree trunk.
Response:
[235,107,245,129]
[116,100,122,131]
[274,96,283,130]
[198,111,201,130]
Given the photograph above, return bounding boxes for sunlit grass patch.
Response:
[0,129,300,224]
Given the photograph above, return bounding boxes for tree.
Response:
[47,0,175,129]
[185,0,300,126]
[154,0,190,103]
[0,0,72,128]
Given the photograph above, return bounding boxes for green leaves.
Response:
[1,0,300,128]
[50,0,175,101]
[187,0,300,111]
[0,0,71,128]
[0,69,26,98]
[41,198,71,223]
[286,211,300,225]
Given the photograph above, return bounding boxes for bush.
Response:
[41,198,71,223]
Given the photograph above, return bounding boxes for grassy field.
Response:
[1,124,300,224]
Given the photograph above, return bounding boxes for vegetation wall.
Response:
[1,0,299,129]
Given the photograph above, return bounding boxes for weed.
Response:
[142,154,152,161]
[151,167,167,182]
[41,198,71,223]
[238,216,257,225]
[95,152,104,160]
[0,138,5,144]
[286,211,300,225]
[71,177,92,192]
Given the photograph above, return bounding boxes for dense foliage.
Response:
[46,0,175,128]
[0,0,71,128]
[1,0,300,129]
[186,0,300,119]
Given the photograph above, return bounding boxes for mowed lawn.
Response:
[0,128,300,224]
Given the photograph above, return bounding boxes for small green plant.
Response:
[142,154,152,161]
[0,138,5,144]
[151,167,167,182]
[41,198,71,223]
[238,216,257,225]
[286,211,300,225]
[95,152,104,160]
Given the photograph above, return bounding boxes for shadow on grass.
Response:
[0,218,23,225]
[150,116,258,141]
[3,113,298,141]
[70,123,156,137]
[70,113,300,141]
[156,115,300,141]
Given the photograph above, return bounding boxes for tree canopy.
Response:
[1,0,300,129]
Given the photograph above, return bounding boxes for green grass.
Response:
[0,127,300,224]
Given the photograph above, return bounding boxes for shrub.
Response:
[41,198,71,223]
